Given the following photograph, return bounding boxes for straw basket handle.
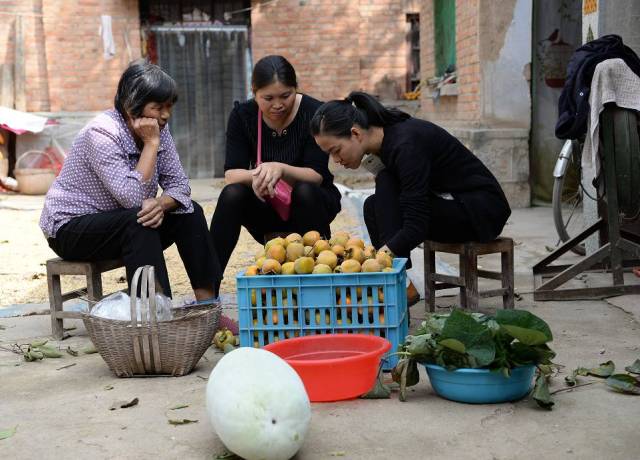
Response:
[130,266,163,374]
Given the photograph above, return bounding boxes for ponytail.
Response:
[310,91,409,138]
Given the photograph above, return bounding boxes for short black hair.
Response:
[251,55,297,92]
[114,59,178,118]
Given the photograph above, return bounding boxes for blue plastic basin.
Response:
[424,363,536,404]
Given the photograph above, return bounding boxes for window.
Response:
[434,0,456,76]
[406,14,421,92]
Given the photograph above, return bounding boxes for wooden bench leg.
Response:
[47,272,64,340]
[461,245,479,310]
[86,266,103,305]
[424,243,436,313]
[502,245,515,309]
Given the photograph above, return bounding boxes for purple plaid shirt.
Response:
[40,109,193,238]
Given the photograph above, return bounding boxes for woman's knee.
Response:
[292,181,321,206]
[217,183,252,208]
[363,194,376,220]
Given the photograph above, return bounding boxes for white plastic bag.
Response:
[91,292,174,322]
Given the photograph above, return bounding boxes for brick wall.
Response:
[42,0,141,112]
[0,0,140,113]
[420,0,481,125]
[0,0,50,111]
[251,0,418,101]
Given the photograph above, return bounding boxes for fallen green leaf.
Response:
[25,350,44,362]
[330,452,346,457]
[82,344,98,354]
[38,345,63,358]
[360,369,391,399]
[120,398,139,408]
[532,374,554,409]
[214,450,240,459]
[624,359,640,375]
[222,343,236,354]
[606,374,640,395]
[0,426,16,440]
[66,347,78,357]
[588,361,615,377]
[30,339,48,348]
[168,418,198,425]
[169,403,190,410]
[565,367,589,386]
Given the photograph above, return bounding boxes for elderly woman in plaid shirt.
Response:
[40,60,221,302]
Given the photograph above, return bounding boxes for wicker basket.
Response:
[83,266,221,377]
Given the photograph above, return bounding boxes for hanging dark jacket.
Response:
[555,34,640,140]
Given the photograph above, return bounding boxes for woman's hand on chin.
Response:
[132,117,161,146]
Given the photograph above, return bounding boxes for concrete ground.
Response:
[1,181,639,460]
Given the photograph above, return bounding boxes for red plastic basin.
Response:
[263,334,392,402]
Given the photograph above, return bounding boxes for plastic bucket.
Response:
[264,334,391,402]
[424,363,536,404]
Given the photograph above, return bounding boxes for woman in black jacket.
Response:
[210,56,341,291]
[310,91,511,304]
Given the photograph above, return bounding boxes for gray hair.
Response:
[114,59,178,118]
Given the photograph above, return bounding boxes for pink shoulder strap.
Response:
[257,110,262,165]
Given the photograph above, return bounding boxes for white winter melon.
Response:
[206,347,311,460]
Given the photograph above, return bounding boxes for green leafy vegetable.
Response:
[393,308,557,407]
[495,310,553,345]
[440,310,495,367]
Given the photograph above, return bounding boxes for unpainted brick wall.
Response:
[0,0,140,112]
[251,0,418,101]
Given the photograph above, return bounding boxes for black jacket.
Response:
[555,34,640,140]
[380,118,511,256]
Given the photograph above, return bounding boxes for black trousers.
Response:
[363,170,479,267]
[210,182,336,289]
[48,201,221,298]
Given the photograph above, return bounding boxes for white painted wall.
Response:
[481,0,532,126]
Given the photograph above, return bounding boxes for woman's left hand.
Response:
[252,162,285,198]
[137,197,165,228]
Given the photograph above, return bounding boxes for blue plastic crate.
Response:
[237,258,408,370]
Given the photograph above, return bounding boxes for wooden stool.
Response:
[46,258,124,340]
[423,237,515,312]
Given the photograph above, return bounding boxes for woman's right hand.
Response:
[132,117,160,146]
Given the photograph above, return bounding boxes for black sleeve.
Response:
[224,107,253,171]
[386,142,431,256]
[302,134,334,186]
